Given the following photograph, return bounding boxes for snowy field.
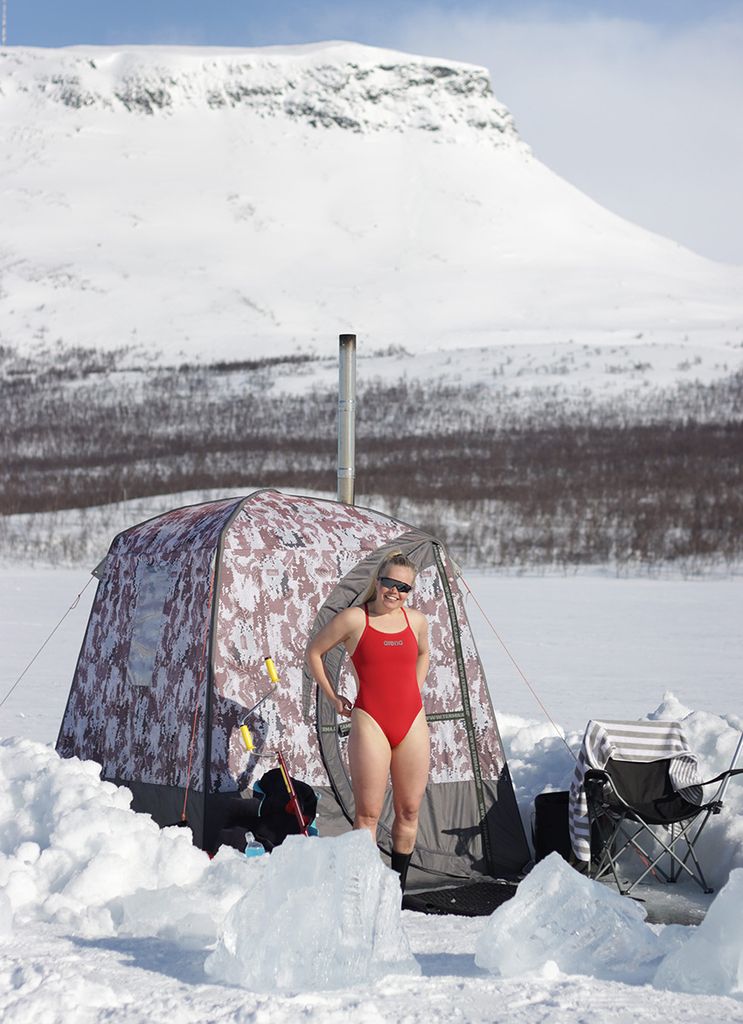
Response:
[1,567,742,1022]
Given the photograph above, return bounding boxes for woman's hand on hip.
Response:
[333,695,354,718]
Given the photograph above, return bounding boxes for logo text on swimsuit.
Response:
[383,640,404,646]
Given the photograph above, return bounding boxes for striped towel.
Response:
[568,720,703,863]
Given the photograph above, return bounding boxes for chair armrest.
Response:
[583,768,631,814]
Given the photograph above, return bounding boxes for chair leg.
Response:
[622,827,672,888]
[672,818,714,893]
[669,822,678,882]
[671,810,715,891]
[589,817,629,893]
[621,816,714,894]
[589,812,715,896]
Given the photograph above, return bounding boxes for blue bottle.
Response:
[244,831,265,858]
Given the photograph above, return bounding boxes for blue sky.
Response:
[4,1,743,263]
[7,2,741,48]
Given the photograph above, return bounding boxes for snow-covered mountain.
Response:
[1,41,741,367]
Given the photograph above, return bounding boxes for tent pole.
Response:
[337,333,356,505]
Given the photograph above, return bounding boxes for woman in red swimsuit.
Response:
[307,552,430,891]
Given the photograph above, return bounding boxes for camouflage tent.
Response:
[57,489,530,883]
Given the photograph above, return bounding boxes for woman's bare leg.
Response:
[348,708,391,840]
[389,710,430,854]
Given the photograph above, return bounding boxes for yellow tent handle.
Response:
[265,657,279,684]
[240,725,254,751]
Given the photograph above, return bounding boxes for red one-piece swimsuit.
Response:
[350,604,423,748]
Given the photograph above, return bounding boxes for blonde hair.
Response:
[359,550,417,605]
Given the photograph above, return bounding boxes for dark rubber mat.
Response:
[402,880,518,917]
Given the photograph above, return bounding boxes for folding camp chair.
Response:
[578,724,743,896]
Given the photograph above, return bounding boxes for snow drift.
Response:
[1,680,743,1022]
[0,738,209,935]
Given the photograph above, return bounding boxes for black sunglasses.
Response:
[378,576,413,594]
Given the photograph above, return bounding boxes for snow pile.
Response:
[475,853,684,983]
[0,891,12,938]
[205,830,420,991]
[643,694,743,889]
[108,846,261,949]
[0,736,273,948]
[1,677,742,1011]
[0,739,418,995]
[497,713,579,817]
[0,737,209,934]
[654,868,743,999]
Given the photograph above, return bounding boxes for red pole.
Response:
[276,750,309,836]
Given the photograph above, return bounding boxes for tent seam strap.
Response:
[433,543,494,872]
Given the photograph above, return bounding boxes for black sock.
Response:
[391,849,413,892]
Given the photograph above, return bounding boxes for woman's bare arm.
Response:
[409,609,430,690]
[306,607,363,718]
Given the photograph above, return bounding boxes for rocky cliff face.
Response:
[1,42,520,141]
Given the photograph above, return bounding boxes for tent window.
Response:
[126,561,178,688]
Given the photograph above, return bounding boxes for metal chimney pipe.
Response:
[337,334,356,505]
